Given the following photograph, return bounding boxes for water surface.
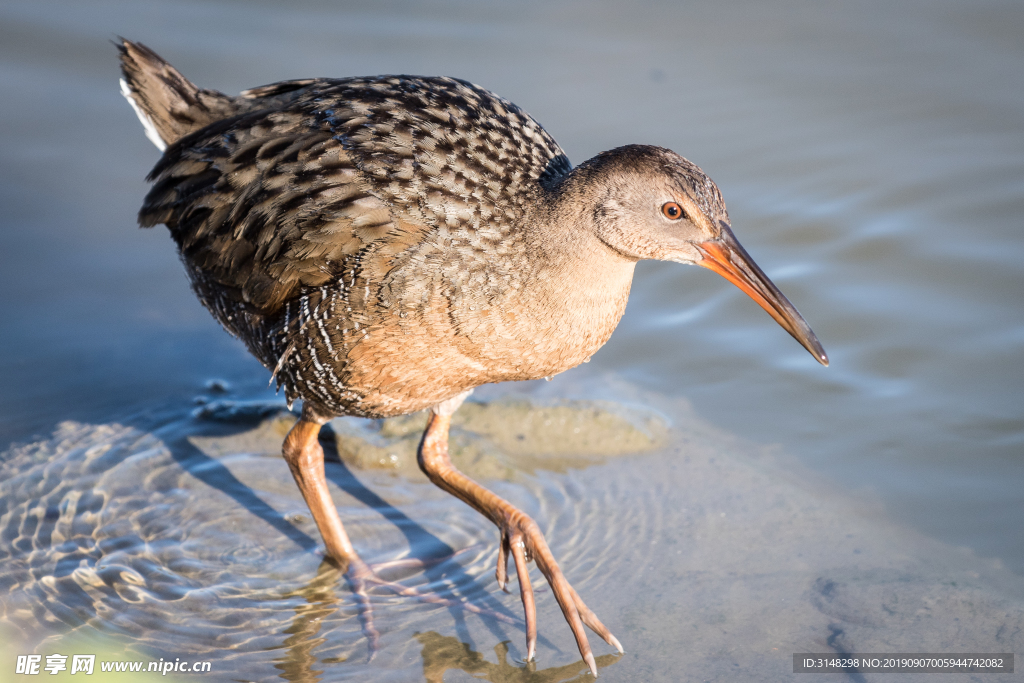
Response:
[1,0,1022,680]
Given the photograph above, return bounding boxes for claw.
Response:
[352,579,381,658]
[539,561,595,677]
[567,584,623,653]
[509,536,537,661]
[343,560,381,658]
[584,651,598,677]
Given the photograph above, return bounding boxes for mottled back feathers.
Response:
[138,74,571,314]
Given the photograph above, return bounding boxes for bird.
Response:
[117,39,827,676]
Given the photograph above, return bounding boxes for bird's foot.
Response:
[334,547,516,659]
[494,509,623,676]
[416,408,621,676]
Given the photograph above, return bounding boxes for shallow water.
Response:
[1,0,1023,680]
[3,395,1020,681]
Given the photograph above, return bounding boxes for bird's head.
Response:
[569,145,828,366]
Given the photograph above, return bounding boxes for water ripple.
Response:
[0,399,667,680]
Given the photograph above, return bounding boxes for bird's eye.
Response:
[662,202,685,220]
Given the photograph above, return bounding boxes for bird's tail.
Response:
[117,38,239,151]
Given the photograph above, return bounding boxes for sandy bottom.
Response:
[1,387,1020,682]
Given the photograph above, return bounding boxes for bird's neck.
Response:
[507,192,638,378]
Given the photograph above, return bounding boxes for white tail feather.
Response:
[119,77,167,152]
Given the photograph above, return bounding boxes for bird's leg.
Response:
[282,404,513,656]
[418,395,623,677]
[282,412,360,564]
[282,409,383,648]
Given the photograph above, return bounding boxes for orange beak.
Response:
[696,223,828,366]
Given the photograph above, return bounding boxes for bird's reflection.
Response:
[267,559,620,682]
[416,631,622,683]
[271,560,345,683]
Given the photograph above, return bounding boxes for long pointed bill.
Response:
[696,224,829,366]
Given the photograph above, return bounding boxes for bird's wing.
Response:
[139,76,572,313]
[139,97,401,313]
